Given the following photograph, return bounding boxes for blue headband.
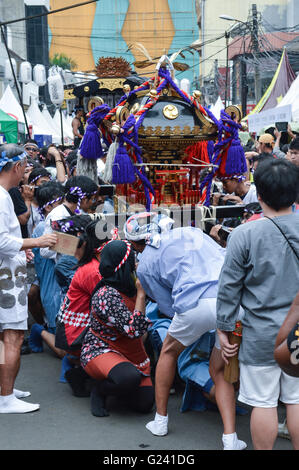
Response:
[0,151,27,173]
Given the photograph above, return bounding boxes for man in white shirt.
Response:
[0,144,57,414]
[218,176,258,205]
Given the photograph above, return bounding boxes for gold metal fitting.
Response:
[111,123,121,135]
[193,90,201,101]
[123,84,131,93]
[149,89,158,99]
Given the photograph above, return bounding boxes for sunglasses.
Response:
[25,147,38,152]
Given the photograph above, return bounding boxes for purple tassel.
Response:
[225,139,247,176]
[112,144,136,184]
[207,140,215,162]
[80,104,111,160]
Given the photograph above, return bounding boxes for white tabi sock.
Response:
[14,388,31,398]
[222,432,247,450]
[0,394,40,414]
[0,387,31,398]
[146,412,168,436]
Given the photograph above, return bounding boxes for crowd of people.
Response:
[0,124,298,451]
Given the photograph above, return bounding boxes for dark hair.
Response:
[65,150,78,166]
[281,144,290,154]
[254,158,299,211]
[25,138,38,146]
[244,202,262,215]
[51,214,109,266]
[252,153,273,164]
[35,181,65,213]
[26,157,42,169]
[0,143,26,172]
[289,137,299,152]
[69,159,77,175]
[65,176,98,203]
[28,167,51,184]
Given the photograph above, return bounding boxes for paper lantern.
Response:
[4,58,17,81]
[33,64,47,86]
[19,61,32,84]
[48,73,64,106]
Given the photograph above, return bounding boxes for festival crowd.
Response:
[0,123,298,451]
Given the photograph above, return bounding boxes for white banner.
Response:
[247,104,292,133]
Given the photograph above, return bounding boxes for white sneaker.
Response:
[278,419,291,440]
[146,413,168,436]
[0,394,40,414]
[222,432,247,450]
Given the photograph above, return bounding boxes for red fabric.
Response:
[91,292,151,378]
[183,141,210,168]
[84,352,152,386]
[55,257,102,352]
[67,257,101,314]
[247,213,262,222]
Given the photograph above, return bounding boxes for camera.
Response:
[218,226,231,241]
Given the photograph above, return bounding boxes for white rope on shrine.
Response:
[196,205,217,232]
[134,162,219,168]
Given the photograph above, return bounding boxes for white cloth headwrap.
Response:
[123,212,174,248]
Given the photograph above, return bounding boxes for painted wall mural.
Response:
[49,1,199,84]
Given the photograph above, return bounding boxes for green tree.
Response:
[49,53,77,70]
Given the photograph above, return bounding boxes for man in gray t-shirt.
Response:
[216,158,299,450]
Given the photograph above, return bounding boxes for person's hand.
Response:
[36,233,58,248]
[21,184,35,201]
[217,329,239,365]
[211,193,222,206]
[274,128,282,140]
[287,123,295,139]
[209,224,222,243]
[222,194,243,204]
[245,151,258,159]
[25,249,34,263]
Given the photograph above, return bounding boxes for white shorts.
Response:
[238,363,299,408]
[168,298,216,347]
[0,319,28,333]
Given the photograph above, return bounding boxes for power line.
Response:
[0,0,100,27]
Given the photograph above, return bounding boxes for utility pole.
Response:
[224,30,230,107]
[241,40,248,116]
[0,25,30,136]
[251,4,261,103]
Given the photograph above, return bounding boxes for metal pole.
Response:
[59,108,64,146]
[251,4,261,103]
[0,25,30,137]
[241,40,248,116]
[224,31,230,107]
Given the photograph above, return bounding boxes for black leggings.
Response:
[93,362,154,414]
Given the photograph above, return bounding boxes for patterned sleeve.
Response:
[91,286,149,338]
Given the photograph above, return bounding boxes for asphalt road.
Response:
[0,346,293,453]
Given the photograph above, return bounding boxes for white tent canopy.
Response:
[53,108,73,144]
[41,105,61,144]
[209,96,224,120]
[276,73,299,121]
[26,100,57,140]
[0,84,25,123]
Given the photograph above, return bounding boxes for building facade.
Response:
[0,0,27,97]
[48,0,200,87]
[197,0,299,107]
